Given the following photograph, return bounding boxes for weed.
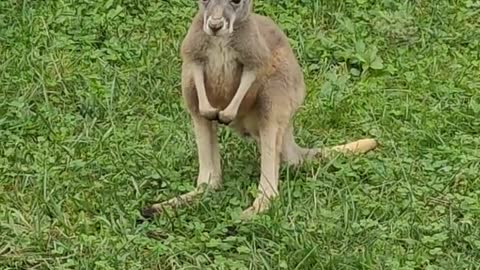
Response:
[0,0,479,269]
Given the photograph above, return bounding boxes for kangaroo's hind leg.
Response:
[142,115,222,218]
[141,64,223,218]
[240,82,293,219]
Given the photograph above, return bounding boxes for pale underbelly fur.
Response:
[204,39,244,110]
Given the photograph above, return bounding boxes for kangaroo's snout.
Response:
[207,17,226,34]
[201,1,240,36]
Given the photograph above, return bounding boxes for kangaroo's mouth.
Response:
[203,14,236,37]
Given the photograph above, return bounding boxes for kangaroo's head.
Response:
[198,0,252,37]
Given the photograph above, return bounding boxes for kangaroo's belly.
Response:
[204,59,241,109]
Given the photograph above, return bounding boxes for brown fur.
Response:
[142,3,378,219]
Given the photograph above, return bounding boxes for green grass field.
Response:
[1,0,479,269]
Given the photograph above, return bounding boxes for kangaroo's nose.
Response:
[208,18,225,33]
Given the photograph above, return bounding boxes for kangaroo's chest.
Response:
[204,40,243,109]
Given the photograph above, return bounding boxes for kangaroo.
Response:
[142,0,378,219]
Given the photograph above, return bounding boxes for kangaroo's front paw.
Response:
[218,109,237,125]
[199,106,219,121]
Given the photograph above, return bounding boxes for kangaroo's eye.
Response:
[231,0,241,4]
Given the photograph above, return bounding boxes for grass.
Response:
[1,0,479,269]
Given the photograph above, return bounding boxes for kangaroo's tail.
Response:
[281,127,378,166]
